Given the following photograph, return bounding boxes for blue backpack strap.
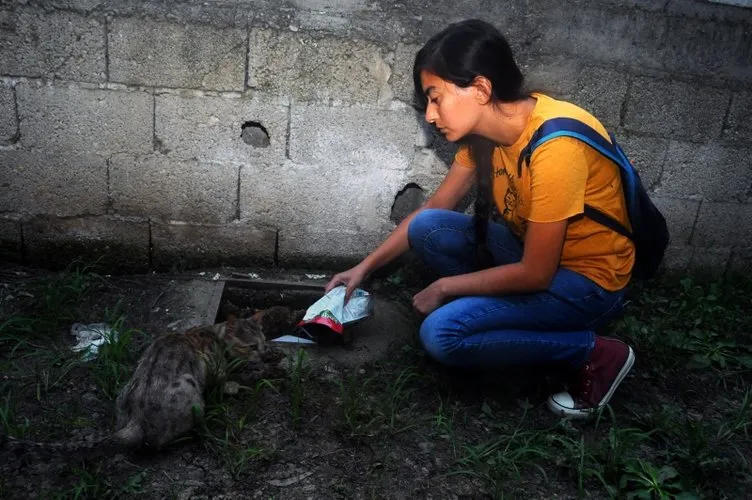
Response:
[518,117,634,240]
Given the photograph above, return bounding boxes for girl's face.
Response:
[420,70,483,142]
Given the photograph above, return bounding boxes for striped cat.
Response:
[113,314,266,449]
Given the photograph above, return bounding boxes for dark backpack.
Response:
[518,117,670,280]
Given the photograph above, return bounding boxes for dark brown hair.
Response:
[413,19,526,268]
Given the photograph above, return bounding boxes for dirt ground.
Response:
[0,263,750,499]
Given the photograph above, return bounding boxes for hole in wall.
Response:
[390,183,425,225]
[241,121,270,148]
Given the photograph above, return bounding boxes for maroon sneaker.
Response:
[547,336,635,419]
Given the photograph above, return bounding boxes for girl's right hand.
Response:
[325,263,369,303]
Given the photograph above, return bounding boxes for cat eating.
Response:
[113,314,266,450]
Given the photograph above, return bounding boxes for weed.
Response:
[455,410,552,497]
[0,390,29,438]
[197,376,278,478]
[379,365,422,432]
[336,370,380,438]
[620,461,697,500]
[433,395,459,458]
[288,348,308,428]
[51,466,144,499]
[35,348,81,398]
[30,260,104,331]
[89,311,144,400]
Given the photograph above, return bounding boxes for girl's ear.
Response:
[472,76,493,104]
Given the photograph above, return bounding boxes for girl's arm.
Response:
[412,219,567,313]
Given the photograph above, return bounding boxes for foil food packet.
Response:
[298,286,373,345]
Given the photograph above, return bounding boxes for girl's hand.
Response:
[324,263,369,303]
[412,279,448,316]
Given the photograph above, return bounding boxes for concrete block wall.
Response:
[0,0,750,276]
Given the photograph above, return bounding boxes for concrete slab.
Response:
[153,278,226,333]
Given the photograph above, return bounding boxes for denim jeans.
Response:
[407,209,625,370]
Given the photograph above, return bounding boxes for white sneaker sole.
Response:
[547,346,636,419]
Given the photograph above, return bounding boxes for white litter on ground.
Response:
[304,274,327,280]
[70,323,116,361]
[269,335,316,345]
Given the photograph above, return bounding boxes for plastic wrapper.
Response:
[296,286,373,345]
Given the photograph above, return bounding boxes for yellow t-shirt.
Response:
[454,93,635,291]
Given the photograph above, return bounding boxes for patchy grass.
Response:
[0,263,750,498]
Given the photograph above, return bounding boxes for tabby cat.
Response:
[113,314,266,450]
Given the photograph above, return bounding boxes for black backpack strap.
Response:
[584,205,633,241]
[519,118,635,240]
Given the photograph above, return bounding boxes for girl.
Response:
[325,19,635,419]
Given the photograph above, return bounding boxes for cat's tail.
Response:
[112,422,143,448]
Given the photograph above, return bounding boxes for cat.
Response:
[250,305,306,340]
[112,314,266,450]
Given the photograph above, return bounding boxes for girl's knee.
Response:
[419,315,460,366]
[407,208,447,248]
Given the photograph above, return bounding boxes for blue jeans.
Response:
[407,209,625,370]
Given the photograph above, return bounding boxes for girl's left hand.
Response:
[412,279,448,316]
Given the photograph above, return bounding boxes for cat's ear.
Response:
[225,313,238,337]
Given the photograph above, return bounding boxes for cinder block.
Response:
[659,245,693,274]
[151,221,276,270]
[722,91,752,145]
[410,148,453,178]
[616,134,668,191]
[278,226,388,268]
[109,18,246,91]
[0,85,17,144]
[155,93,288,165]
[573,66,629,130]
[666,0,752,23]
[533,4,665,71]
[688,247,732,279]
[109,154,239,224]
[0,215,22,263]
[624,77,729,142]
[248,29,391,104]
[518,54,582,102]
[289,104,417,169]
[239,160,408,234]
[651,196,700,246]
[24,215,149,272]
[0,150,107,216]
[0,8,105,82]
[655,142,751,202]
[16,83,153,155]
[392,43,421,104]
[46,0,104,13]
[728,247,752,276]
[692,201,752,248]
[659,16,751,83]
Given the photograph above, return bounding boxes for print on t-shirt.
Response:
[493,164,526,236]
